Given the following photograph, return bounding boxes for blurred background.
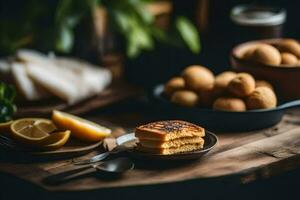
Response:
[1,2,300,199]
[0,0,298,88]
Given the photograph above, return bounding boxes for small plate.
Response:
[126,131,218,160]
[30,140,103,158]
[1,135,103,159]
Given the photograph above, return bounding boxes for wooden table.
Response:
[1,101,300,199]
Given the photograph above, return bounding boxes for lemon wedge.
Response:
[0,121,13,135]
[39,130,70,151]
[52,110,111,142]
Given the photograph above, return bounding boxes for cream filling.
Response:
[139,136,204,148]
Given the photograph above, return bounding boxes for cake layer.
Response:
[135,120,205,141]
[139,136,204,149]
[136,142,204,155]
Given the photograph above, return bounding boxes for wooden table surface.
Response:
[1,102,300,194]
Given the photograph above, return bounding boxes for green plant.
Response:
[0,0,200,58]
[56,0,201,57]
[0,83,16,122]
[54,0,98,53]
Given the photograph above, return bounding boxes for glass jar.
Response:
[231,5,286,43]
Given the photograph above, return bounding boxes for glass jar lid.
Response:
[231,5,286,26]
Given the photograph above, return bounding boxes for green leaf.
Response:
[3,85,16,103]
[113,8,154,58]
[133,27,153,49]
[0,82,16,122]
[0,83,16,102]
[127,36,139,58]
[55,26,74,53]
[175,16,201,54]
[126,28,153,58]
[126,23,154,58]
[113,11,131,32]
[131,2,154,24]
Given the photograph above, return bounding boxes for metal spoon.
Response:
[96,157,134,173]
[45,158,134,184]
[73,133,137,165]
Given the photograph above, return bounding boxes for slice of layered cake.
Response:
[135,120,205,155]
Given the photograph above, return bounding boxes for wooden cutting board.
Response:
[1,110,300,192]
[15,81,142,117]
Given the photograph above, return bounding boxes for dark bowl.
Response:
[151,85,300,132]
[231,38,300,100]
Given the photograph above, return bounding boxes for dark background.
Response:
[1,1,300,199]
[1,0,300,88]
[124,0,300,88]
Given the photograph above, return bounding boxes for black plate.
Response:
[0,134,103,160]
[128,131,218,160]
[151,84,300,132]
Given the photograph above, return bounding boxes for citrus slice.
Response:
[10,118,57,146]
[39,130,70,151]
[36,121,57,134]
[0,121,13,135]
[52,110,111,142]
[10,118,70,150]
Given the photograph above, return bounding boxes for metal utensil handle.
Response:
[116,133,136,146]
[89,151,110,162]
[45,165,96,184]
[74,133,137,165]
[74,151,110,165]
[59,167,96,182]
[277,99,300,109]
[74,145,130,165]
[88,144,132,162]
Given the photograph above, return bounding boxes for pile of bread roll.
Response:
[164,65,277,111]
[241,39,300,67]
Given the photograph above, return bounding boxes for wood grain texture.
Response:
[15,81,142,117]
[1,110,300,192]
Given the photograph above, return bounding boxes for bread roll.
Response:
[255,80,274,91]
[250,44,281,65]
[281,52,298,65]
[246,87,277,110]
[242,44,258,60]
[164,77,185,96]
[277,39,300,58]
[171,90,199,107]
[214,71,237,96]
[213,97,246,112]
[228,73,255,97]
[181,65,214,91]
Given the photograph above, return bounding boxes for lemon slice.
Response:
[11,118,54,133]
[10,118,70,150]
[10,118,57,145]
[52,110,111,142]
[36,121,57,134]
[0,121,13,135]
[39,130,70,151]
